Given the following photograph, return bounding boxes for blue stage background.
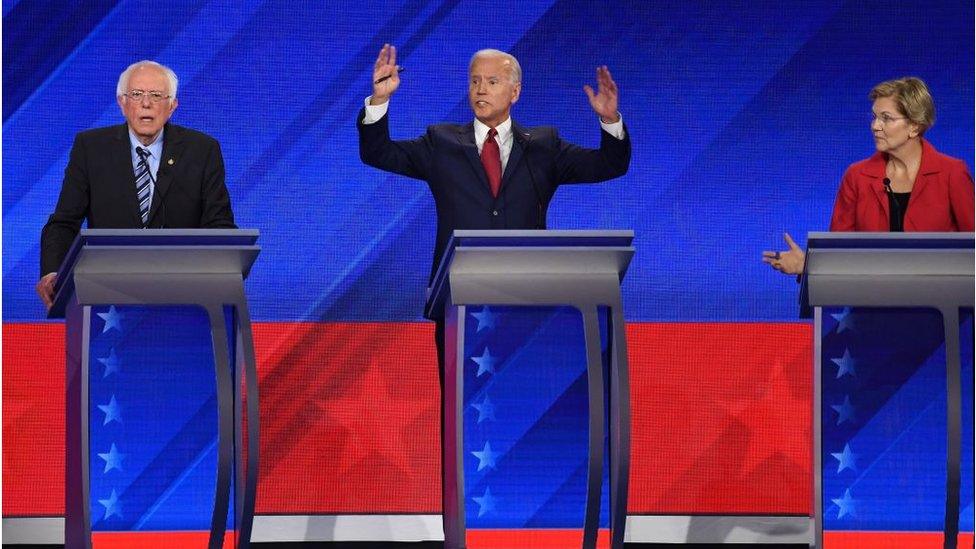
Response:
[3,0,973,323]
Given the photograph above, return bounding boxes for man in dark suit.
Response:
[37,60,236,308]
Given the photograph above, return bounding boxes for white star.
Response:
[831,443,858,473]
[97,395,122,425]
[98,489,123,520]
[831,348,856,379]
[97,349,121,378]
[831,307,855,333]
[472,396,496,423]
[472,486,497,518]
[97,306,123,333]
[471,307,496,332]
[471,348,497,377]
[832,488,856,519]
[471,441,501,471]
[98,443,126,473]
[831,395,856,425]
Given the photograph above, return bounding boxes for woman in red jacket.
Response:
[764,76,975,274]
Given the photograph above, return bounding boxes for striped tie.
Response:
[135,147,153,227]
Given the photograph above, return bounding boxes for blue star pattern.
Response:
[472,487,497,518]
[97,395,123,425]
[97,306,124,333]
[471,307,496,332]
[831,307,855,333]
[471,348,497,377]
[97,443,126,473]
[472,396,496,423]
[831,443,858,474]
[831,488,856,519]
[97,348,121,378]
[831,348,856,379]
[830,395,855,425]
[471,441,501,471]
[98,489,123,520]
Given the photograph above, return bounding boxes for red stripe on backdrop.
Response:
[2,321,811,517]
[823,531,975,548]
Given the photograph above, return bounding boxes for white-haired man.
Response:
[37,60,236,308]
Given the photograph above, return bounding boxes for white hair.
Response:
[116,60,178,99]
[469,49,522,84]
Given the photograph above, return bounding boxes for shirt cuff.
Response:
[362,96,389,125]
[600,113,625,140]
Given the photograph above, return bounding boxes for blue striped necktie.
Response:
[135,147,153,227]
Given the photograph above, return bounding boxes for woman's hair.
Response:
[869,76,935,135]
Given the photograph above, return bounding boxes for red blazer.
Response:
[829,139,975,232]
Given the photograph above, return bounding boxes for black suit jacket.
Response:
[357,109,631,282]
[40,123,236,275]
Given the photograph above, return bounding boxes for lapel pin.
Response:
[167,158,174,165]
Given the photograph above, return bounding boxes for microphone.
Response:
[883,177,901,232]
[519,133,546,229]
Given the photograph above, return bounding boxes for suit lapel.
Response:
[861,153,889,219]
[501,124,530,192]
[113,124,144,226]
[458,124,490,190]
[148,124,183,224]
[906,139,938,220]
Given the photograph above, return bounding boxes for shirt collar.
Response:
[473,117,513,145]
[127,126,164,158]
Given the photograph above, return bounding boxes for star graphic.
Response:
[831,349,856,379]
[98,489,123,520]
[97,349,121,378]
[97,306,123,333]
[471,441,501,471]
[831,443,858,473]
[832,488,856,519]
[472,395,496,423]
[831,307,855,333]
[97,443,126,473]
[472,486,497,518]
[831,395,856,425]
[316,357,434,477]
[97,395,122,425]
[471,307,496,332]
[471,348,498,377]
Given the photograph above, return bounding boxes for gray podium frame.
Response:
[49,229,261,549]
[427,230,634,549]
[801,231,975,549]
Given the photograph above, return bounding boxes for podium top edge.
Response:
[80,228,259,237]
[807,231,974,248]
[451,229,634,238]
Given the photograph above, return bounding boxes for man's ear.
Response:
[511,82,521,105]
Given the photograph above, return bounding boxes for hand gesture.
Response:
[36,272,57,309]
[762,233,806,275]
[371,43,400,105]
[583,66,620,123]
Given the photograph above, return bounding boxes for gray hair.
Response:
[116,60,179,99]
[469,49,522,84]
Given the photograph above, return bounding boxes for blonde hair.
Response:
[869,77,935,135]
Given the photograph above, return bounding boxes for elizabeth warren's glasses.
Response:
[124,90,171,103]
[871,112,907,126]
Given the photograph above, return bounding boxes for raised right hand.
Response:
[371,43,400,105]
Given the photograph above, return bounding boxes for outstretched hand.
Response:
[371,43,400,105]
[762,233,806,275]
[583,66,620,123]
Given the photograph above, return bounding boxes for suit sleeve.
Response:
[829,167,858,231]
[357,108,432,181]
[198,138,236,228]
[552,124,631,185]
[947,159,975,231]
[40,134,91,276]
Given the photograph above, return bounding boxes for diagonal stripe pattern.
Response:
[134,147,153,227]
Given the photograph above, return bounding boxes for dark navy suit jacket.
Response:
[40,123,236,275]
[357,109,631,283]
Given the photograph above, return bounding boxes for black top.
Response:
[888,191,911,232]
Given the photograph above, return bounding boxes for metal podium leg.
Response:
[236,305,260,549]
[581,307,606,549]
[942,307,961,549]
[207,306,234,549]
[609,307,631,549]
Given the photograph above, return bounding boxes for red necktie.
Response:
[481,128,502,198]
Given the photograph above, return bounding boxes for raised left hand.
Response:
[584,66,620,123]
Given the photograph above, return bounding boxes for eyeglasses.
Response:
[871,113,906,126]
[124,90,171,103]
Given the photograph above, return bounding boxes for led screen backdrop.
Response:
[3,0,973,541]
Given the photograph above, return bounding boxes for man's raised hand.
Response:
[583,66,620,123]
[371,44,400,105]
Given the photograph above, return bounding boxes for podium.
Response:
[49,229,261,549]
[801,232,975,548]
[426,230,634,549]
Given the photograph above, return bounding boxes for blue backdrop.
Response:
[3,0,974,322]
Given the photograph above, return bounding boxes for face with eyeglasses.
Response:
[117,65,178,145]
[870,96,919,154]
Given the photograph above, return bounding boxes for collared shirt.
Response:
[361,97,626,167]
[127,127,164,206]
